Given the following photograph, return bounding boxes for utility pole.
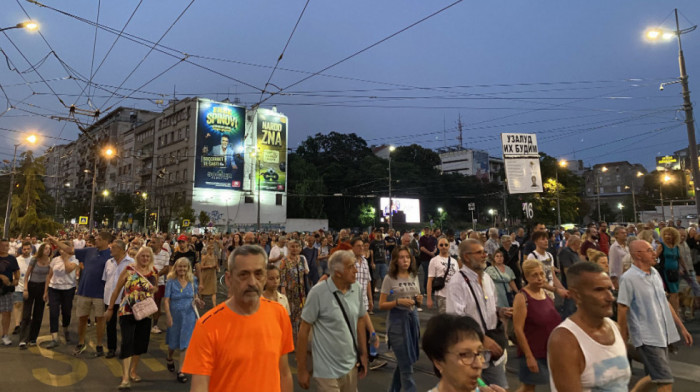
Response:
[457,114,464,150]
[674,9,700,221]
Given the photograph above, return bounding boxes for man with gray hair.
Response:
[183,245,293,392]
[484,227,500,261]
[297,250,368,391]
[101,240,133,358]
[269,236,288,268]
[446,239,510,389]
[608,226,629,290]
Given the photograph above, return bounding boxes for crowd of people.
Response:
[0,221,697,391]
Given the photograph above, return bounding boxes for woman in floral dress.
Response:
[280,239,308,340]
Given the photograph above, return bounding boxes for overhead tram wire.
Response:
[15,0,91,102]
[258,0,312,104]
[99,0,197,112]
[108,56,190,109]
[85,0,102,108]
[254,0,466,107]
[69,0,144,108]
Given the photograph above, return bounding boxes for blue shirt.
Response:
[301,278,366,378]
[617,264,680,347]
[76,247,112,299]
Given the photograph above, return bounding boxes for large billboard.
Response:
[473,150,490,181]
[380,197,421,223]
[255,109,288,192]
[194,99,246,189]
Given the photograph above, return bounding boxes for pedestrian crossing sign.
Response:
[79,216,88,225]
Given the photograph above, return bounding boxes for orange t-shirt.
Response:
[182,299,294,391]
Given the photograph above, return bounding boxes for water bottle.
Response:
[369,332,378,357]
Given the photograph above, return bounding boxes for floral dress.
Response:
[119,265,158,317]
[280,257,306,339]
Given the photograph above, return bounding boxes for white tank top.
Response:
[549,317,630,392]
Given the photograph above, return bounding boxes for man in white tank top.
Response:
[547,262,630,391]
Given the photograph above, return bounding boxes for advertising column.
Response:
[255,109,288,192]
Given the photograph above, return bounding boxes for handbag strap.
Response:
[327,281,360,363]
[494,266,510,292]
[442,256,452,281]
[458,271,489,333]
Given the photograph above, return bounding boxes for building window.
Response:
[276,194,283,205]
[245,196,254,204]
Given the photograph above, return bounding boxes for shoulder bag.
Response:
[458,271,508,360]
[431,256,451,292]
[327,281,364,374]
[131,269,158,321]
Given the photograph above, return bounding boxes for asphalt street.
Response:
[3,276,700,391]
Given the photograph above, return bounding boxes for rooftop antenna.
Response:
[443,115,447,149]
[233,84,241,105]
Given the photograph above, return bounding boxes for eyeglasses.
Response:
[438,244,450,247]
[447,350,491,367]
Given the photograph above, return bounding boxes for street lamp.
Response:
[437,207,444,230]
[141,192,148,234]
[88,146,116,232]
[388,145,396,230]
[555,159,568,227]
[102,189,110,197]
[646,9,700,221]
[0,21,39,33]
[595,166,608,222]
[660,173,672,222]
[3,134,38,237]
[250,148,262,231]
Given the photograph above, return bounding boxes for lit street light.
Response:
[660,173,673,222]
[88,146,116,232]
[646,9,700,222]
[595,166,608,222]
[141,192,148,234]
[555,159,568,227]
[102,189,110,197]
[0,21,39,33]
[388,145,396,230]
[3,134,38,236]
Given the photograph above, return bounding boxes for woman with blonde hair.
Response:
[164,257,202,383]
[657,227,686,315]
[105,246,158,389]
[586,249,609,274]
[513,259,561,392]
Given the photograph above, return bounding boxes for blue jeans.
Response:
[376,263,388,282]
[481,351,509,390]
[387,309,419,392]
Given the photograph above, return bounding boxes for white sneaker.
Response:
[1,335,11,346]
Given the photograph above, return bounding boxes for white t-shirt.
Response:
[49,256,78,290]
[73,239,86,250]
[15,255,31,292]
[527,250,555,299]
[153,248,171,286]
[269,245,288,268]
[428,255,459,298]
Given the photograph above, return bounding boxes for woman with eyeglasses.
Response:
[513,260,562,392]
[427,237,459,313]
[422,313,505,392]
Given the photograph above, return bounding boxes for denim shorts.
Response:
[637,345,674,384]
[518,356,549,385]
[12,291,23,303]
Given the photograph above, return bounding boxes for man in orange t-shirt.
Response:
[182,245,293,392]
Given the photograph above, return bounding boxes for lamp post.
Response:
[595,166,608,222]
[0,21,38,33]
[618,203,624,221]
[660,173,672,222]
[141,192,148,234]
[3,134,38,237]
[88,146,115,232]
[555,159,568,227]
[250,148,262,231]
[388,145,396,230]
[646,9,700,220]
[437,207,444,230]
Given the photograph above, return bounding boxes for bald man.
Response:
[618,240,692,392]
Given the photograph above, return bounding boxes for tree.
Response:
[199,210,210,227]
[357,203,376,228]
[7,151,61,236]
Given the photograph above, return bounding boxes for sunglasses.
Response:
[438,244,450,247]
